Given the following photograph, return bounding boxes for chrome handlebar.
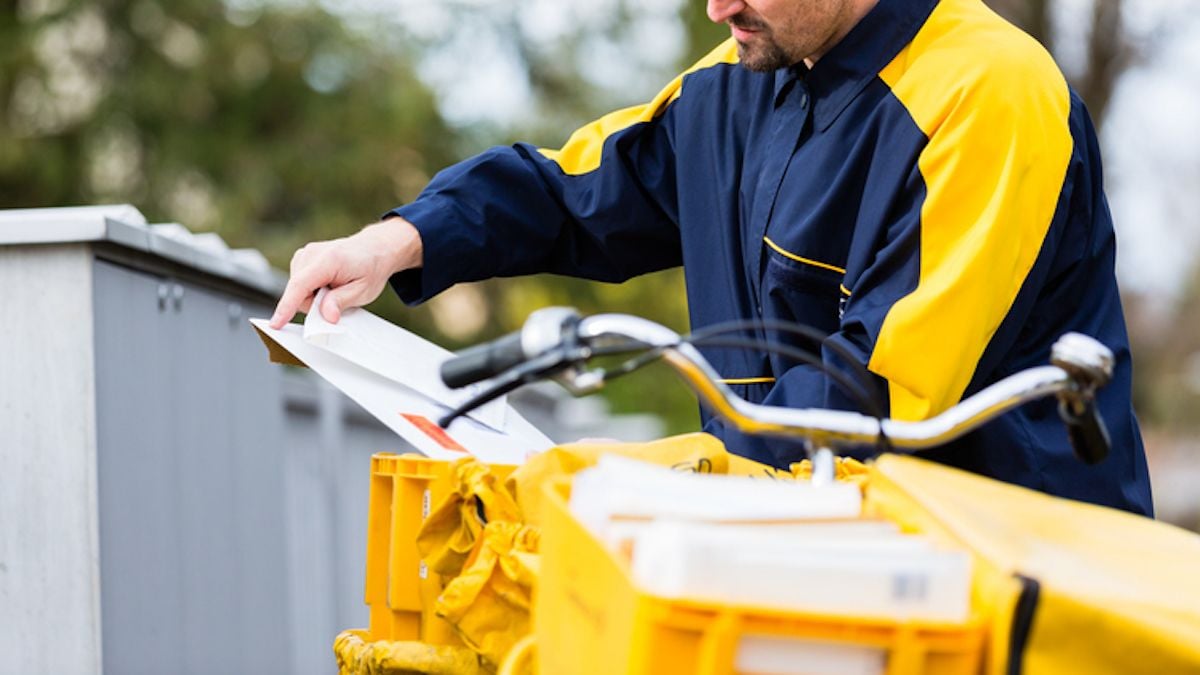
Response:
[440,308,1113,465]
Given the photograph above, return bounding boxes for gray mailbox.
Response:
[0,205,401,674]
[0,204,661,675]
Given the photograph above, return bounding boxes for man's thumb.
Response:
[320,283,363,323]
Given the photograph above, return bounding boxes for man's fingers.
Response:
[297,293,315,317]
[272,280,306,327]
[270,224,401,328]
[319,290,342,324]
[271,242,345,327]
[270,277,321,329]
[272,265,328,328]
[290,245,307,268]
[319,280,369,324]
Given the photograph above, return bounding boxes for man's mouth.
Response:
[730,24,760,42]
[729,15,767,41]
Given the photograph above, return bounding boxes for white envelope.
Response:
[304,288,511,425]
[302,288,509,431]
[250,305,553,464]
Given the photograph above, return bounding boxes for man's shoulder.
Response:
[881,0,1068,131]
[887,0,1065,101]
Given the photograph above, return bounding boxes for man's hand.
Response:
[270,217,423,328]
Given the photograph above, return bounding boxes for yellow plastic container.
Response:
[362,453,515,645]
[535,480,984,675]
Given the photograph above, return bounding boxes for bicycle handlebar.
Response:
[440,330,526,389]
[439,308,1112,464]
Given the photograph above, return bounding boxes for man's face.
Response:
[707,0,866,72]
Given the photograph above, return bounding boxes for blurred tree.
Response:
[0,0,454,288]
[370,0,706,431]
[986,0,1129,124]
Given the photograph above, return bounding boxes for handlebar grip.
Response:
[440,330,527,389]
[1058,398,1111,465]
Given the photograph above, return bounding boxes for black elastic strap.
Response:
[1007,574,1041,675]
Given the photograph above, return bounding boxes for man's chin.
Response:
[736,43,787,73]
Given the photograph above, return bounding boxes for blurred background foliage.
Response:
[3,0,1198,526]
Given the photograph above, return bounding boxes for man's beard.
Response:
[730,14,795,72]
[736,37,793,72]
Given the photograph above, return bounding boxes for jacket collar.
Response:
[772,0,940,130]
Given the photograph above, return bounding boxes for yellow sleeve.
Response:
[871,4,1074,420]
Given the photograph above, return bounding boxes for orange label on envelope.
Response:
[400,413,469,453]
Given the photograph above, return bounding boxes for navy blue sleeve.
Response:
[385,39,748,304]
[386,113,684,304]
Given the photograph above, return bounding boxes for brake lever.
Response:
[437,348,577,428]
[1048,332,1115,465]
[1057,395,1111,465]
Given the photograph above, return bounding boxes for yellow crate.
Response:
[535,480,985,675]
[362,453,515,645]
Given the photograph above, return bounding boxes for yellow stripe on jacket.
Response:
[871,0,1074,421]
[538,40,739,176]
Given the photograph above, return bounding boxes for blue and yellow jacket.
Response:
[391,0,1153,515]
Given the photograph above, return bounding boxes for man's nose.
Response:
[707,0,747,24]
